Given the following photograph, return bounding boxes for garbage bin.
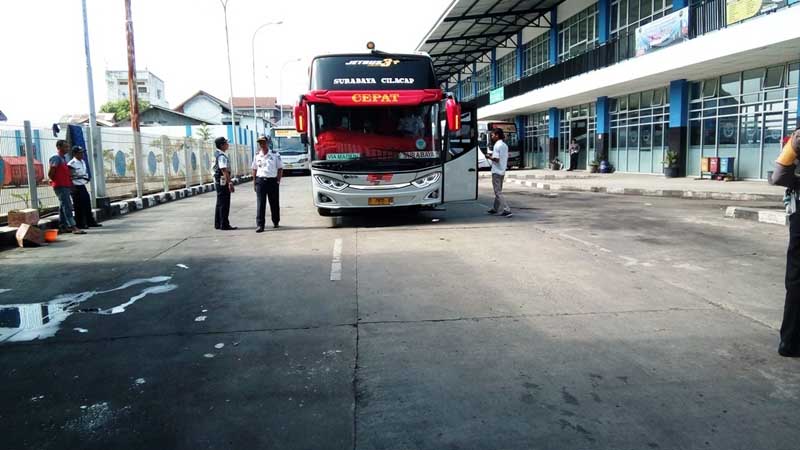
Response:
[708,157,720,174]
[701,157,710,173]
[720,157,735,174]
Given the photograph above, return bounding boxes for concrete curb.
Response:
[725,206,788,226]
[498,176,783,203]
[1,176,253,246]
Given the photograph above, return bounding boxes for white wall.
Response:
[557,0,597,24]
[184,97,224,124]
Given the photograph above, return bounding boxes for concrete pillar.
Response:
[490,48,497,89]
[669,79,689,177]
[516,31,524,80]
[596,96,610,161]
[548,107,559,163]
[598,0,610,44]
[549,7,558,66]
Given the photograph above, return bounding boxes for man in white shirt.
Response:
[251,135,284,232]
[67,146,101,229]
[487,128,512,217]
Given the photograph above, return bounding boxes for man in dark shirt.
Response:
[213,137,237,231]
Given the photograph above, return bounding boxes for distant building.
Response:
[175,90,266,133]
[106,70,168,108]
[59,113,117,127]
[116,105,212,127]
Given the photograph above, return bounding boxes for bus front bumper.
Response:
[314,183,442,210]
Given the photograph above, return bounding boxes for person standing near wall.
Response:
[67,146,101,229]
[251,135,283,232]
[771,129,800,357]
[568,138,580,171]
[213,136,237,231]
[49,140,85,235]
[487,128,512,218]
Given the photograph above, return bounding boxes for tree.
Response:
[196,124,213,143]
[99,99,150,122]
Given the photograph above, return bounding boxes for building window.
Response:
[525,111,550,168]
[475,65,491,95]
[522,32,550,77]
[687,61,799,179]
[138,86,148,94]
[610,87,669,173]
[611,0,672,61]
[496,52,517,87]
[558,4,598,62]
[157,89,163,99]
[461,76,474,100]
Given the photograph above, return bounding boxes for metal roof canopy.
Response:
[417,0,564,83]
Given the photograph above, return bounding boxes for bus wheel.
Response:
[318,208,332,217]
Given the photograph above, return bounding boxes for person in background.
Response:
[568,139,580,171]
[251,135,283,232]
[213,136,237,231]
[49,140,85,234]
[771,129,800,357]
[67,146,101,229]
[487,128,512,218]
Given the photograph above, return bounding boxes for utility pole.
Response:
[81,0,105,205]
[220,0,238,152]
[125,0,144,198]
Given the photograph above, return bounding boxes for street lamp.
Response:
[219,0,239,152]
[279,58,302,124]
[251,21,282,137]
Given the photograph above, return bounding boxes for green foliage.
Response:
[663,150,679,168]
[99,99,150,122]
[196,124,213,143]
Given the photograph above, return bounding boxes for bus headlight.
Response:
[314,175,348,191]
[297,157,309,163]
[411,172,441,188]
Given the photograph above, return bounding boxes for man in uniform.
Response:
[213,136,237,230]
[67,146,101,229]
[49,140,85,234]
[252,135,283,232]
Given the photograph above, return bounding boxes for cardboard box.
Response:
[7,208,40,227]
[15,223,44,247]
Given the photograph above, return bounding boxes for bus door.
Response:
[442,103,478,202]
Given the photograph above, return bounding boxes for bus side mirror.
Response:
[445,97,461,132]
[300,133,309,145]
[295,103,308,133]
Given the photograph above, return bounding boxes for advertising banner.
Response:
[489,87,505,104]
[727,0,787,25]
[635,7,689,56]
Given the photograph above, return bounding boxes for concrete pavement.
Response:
[1,175,798,450]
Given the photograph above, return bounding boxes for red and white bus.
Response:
[294,49,477,216]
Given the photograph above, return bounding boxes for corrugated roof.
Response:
[232,97,277,109]
[417,0,562,81]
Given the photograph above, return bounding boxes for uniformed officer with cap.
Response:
[67,145,101,229]
[213,136,237,230]
[252,135,283,232]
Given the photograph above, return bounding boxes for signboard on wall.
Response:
[635,8,690,56]
[489,87,505,104]
[726,0,786,25]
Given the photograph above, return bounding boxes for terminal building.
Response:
[418,0,799,179]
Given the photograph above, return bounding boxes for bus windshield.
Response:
[275,136,305,155]
[311,104,439,167]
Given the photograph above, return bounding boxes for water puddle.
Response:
[0,276,177,343]
[0,289,11,295]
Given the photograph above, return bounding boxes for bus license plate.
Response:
[368,197,393,206]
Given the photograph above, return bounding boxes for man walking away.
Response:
[772,129,800,357]
[213,136,237,231]
[568,138,580,171]
[252,135,283,232]
[487,128,512,217]
[49,140,85,234]
[68,146,101,229]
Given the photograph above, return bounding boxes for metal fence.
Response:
[1,122,252,222]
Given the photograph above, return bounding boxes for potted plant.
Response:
[589,160,600,173]
[663,151,679,178]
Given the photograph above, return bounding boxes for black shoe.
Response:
[487,209,498,215]
[501,211,513,218]
[221,226,238,231]
[256,227,264,233]
[273,223,279,229]
[779,341,798,357]
[89,223,103,228]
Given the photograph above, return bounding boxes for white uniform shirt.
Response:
[490,139,509,175]
[252,150,283,178]
[67,158,89,186]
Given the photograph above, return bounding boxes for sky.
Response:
[0,0,453,126]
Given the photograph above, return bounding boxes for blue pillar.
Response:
[14,130,22,156]
[549,7,558,66]
[596,96,610,160]
[457,72,462,101]
[33,129,41,161]
[185,125,192,138]
[548,107,559,164]
[472,62,478,97]
[598,0,610,44]
[226,124,234,144]
[490,48,497,89]
[515,31,524,80]
[515,115,526,167]
[669,79,689,176]
[672,0,688,9]
[250,130,255,156]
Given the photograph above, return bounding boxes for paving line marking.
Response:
[330,238,343,281]
[558,233,613,253]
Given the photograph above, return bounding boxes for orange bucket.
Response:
[44,229,58,243]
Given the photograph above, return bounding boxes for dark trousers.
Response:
[782,211,800,350]
[255,177,280,227]
[70,184,96,228]
[215,182,231,229]
[569,153,578,170]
